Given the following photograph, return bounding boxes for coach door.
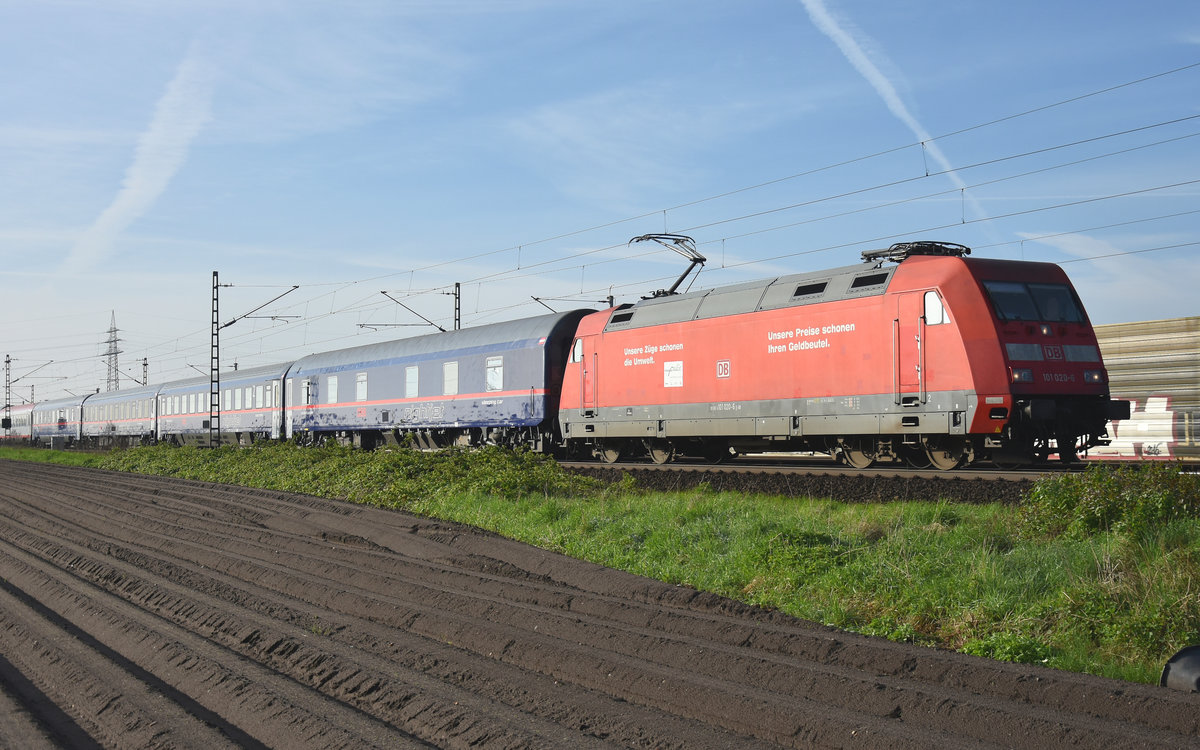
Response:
[895,292,925,404]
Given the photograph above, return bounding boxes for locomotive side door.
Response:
[575,336,598,416]
[896,292,925,403]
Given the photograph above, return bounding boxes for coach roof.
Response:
[287,309,592,375]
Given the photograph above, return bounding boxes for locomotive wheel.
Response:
[596,441,623,464]
[899,445,932,469]
[646,439,674,465]
[925,437,966,471]
[700,443,733,464]
[840,440,876,469]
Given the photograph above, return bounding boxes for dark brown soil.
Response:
[0,459,1195,748]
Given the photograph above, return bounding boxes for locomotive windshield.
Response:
[983,280,1084,323]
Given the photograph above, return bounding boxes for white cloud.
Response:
[61,45,215,273]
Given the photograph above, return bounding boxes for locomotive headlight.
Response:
[1011,368,1034,383]
[1084,370,1105,384]
[1040,324,1053,336]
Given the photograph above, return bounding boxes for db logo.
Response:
[1044,345,1064,361]
[356,407,367,418]
[716,360,731,379]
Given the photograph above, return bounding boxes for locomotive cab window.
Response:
[924,291,947,325]
[985,280,1084,323]
[571,338,583,363]
[486,356,503,392]
[1029,283,1084,323]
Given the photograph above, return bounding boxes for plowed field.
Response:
[0,460,1196,748]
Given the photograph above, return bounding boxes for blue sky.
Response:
[2,0,1197,399]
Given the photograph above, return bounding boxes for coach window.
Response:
[443,361,458,396]
[405,366,418,399]
[235,388,243,411]
[326,376,338,405]
[224,389,231,411]
[256,385,264,409]
[571,339,583,363]
[302,379,313,406]
[924,291,946,325]
[355,372,367,402]
[244,386,253,409]
[486,356,503,392]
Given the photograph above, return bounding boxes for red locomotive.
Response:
[558,239,1130,469]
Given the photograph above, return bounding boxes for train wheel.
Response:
[596,441,623,464]
[925,437,966,471]
[899,445,932,469]
[646,439,674,465]
[701,444,733,464]
[840,440,876,469]
[1056,433,1079,464]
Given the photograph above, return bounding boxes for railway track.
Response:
[561,457,1046,504]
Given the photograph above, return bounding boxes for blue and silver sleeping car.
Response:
[284,310,591,449]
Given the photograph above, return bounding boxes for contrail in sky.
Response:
[63,45,215,273]
[799,0,987,219]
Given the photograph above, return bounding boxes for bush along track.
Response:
[4,443,1199,684]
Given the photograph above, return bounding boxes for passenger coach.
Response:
[1,403,33,443]
[32,394,90,448]
[284,310,590,450]
[82,383,158,447]
[156,363,289,445]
